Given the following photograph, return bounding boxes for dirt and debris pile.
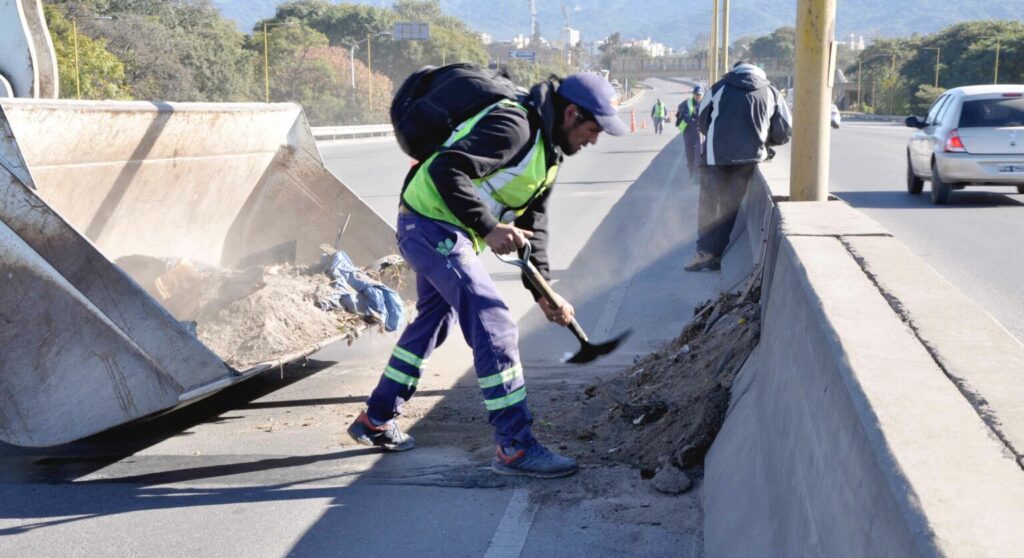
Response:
[116,252,408,369]
[579,288,761,476]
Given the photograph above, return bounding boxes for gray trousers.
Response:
[697,163,757,257]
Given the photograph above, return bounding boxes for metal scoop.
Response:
[496,242,631,364]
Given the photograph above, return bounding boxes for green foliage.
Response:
[46,0,258,101]
[262,0,487,88]
[749,26,795,69]
[849,20,1024,115]
[253,22,392,124]
[44,5,131,99]
[914,84,946,111]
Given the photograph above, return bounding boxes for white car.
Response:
[906,85,1024,204]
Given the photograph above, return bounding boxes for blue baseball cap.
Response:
[558,73,629,136]
[693,85,704,95]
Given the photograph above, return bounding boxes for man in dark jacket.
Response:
[676,84,704,178]
[348,73,628,478]
[685,62,792,271]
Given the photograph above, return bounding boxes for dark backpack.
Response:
[390,63,522,161]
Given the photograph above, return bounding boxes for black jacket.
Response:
[403,78,564,298]
[698,64,792,166]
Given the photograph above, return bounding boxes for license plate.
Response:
[998,164,1024,173]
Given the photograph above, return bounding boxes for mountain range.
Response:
[214,0,1024,50]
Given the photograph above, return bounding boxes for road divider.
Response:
[704,166,1024,555]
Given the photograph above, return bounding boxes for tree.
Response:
[48,0,258,102]
[44,5,131,99]
[264,0,487,88]
[254,22,393,124]
[749,26,795,70]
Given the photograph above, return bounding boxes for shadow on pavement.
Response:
[0,129,710,556]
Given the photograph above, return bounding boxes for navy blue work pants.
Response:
[366,212,535,448]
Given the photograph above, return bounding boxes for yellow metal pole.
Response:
[263,23,270,103]
[995,37,1001,84]
[73,18,81,99]
[789,0,836,202]
[721,0,730,76]
[367,33,373,111]
[709,0,719,84]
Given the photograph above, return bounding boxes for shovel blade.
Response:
[566,328,633,364]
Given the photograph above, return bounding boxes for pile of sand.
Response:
[116,254,408,370]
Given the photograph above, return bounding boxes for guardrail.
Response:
[311,124,393,141]
[839,112,905,123]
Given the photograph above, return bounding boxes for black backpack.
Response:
[390,63,522,161]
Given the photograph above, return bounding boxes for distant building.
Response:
[623,37,671,58]
[560,27,580,48]
[480,33,492,46]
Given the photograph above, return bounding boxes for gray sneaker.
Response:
[491,443,578,478]
[347,411,415,452]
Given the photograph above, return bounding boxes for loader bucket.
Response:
[0,99,402,447]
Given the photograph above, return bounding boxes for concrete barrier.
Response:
[705,171,1024,555]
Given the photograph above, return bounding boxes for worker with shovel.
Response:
[348,73,628,478]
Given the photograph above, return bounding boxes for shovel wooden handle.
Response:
[520,259,589,343]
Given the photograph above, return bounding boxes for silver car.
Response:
[906,85,1024,204]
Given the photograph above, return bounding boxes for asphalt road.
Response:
[828,121,1024,342]
[0,79,712,557]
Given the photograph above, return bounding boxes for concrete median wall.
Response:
[704,171,1024,556]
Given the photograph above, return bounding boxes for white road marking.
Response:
[591,149,683,340]
[483,489,539,558]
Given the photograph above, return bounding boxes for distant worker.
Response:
[685,62,792,272]
[676,84,704,179]
[651,98,668,135]
[348,73,628,478]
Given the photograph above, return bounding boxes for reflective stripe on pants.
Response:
[365,213,535,447]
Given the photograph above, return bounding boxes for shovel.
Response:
[496,242,631,364]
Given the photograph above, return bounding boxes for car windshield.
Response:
[958,97,1024,128]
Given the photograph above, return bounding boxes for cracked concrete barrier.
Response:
[0,99,400,447]
[705,191,1024,555]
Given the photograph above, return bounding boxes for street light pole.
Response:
[721,0,730,76]
[857,56,862,111]
[921,46,940,88]
[790,0,837,202]
[709,0,719,84]
[349,46,357,89]
[71,15,113,100]
[73,17,81,99]
[994,37,1001,84]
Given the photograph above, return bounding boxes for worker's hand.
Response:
[538,293,574,327]
[485,224,533,255]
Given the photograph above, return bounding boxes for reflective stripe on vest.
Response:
[678,98,695,133]
[402,99,559,253]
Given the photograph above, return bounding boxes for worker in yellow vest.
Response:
[348,73,628,478]
[676,85,704,179]
[651,98,668,134]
